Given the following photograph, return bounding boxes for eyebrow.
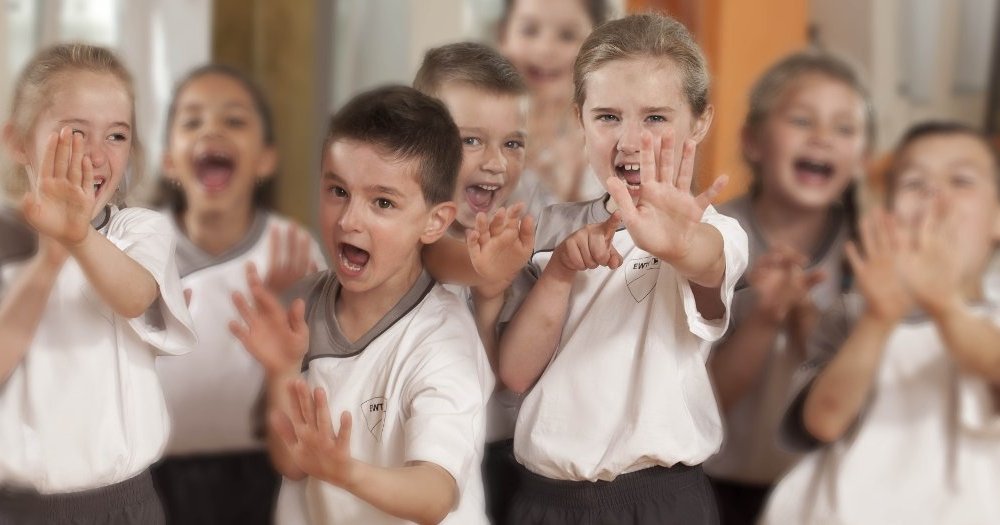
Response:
[58,118,131,130]
[322,173,405,198]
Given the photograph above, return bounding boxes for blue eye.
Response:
[646,115,667,123]
[596,114,619,122]
[505,140,525,150]
[375,198,394,209]
[462,137,483,147]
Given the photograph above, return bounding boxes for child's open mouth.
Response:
[93,177,105,197]
[465,184,501,214]
[194,151,235,193]
[615,162,642,190]
[338,242,370,276]
[793,157,835,186]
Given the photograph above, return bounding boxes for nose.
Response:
[82,136,108,169]
[808,124,834,149]
[481,146,507,175]
[618,121,641,155]
[337,198,364,232]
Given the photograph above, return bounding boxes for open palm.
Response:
[23,128,97,246]
[607,130,727,262]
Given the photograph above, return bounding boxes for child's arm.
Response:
[229,263,310,479]
[710,245,825,410]
[22,128,156,318]
[273,380,458,525]
[0,238,67,382]
[499,212,622,394]
[803,210,911,442]
[466,209,535,375]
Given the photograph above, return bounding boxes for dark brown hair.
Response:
[325,86,462,205]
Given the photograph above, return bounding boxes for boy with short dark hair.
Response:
[230,85,493,525]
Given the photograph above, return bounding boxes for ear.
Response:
[689,104,714,144]
[2,123,28,165]
[161,149,176,180]
[255,145,279,181]
[420,201,458,245]
[741,124,763,164]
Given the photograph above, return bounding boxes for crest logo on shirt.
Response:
[625,255,660,302]
[361,397,387,442]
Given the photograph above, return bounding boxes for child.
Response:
[413,41,534,525]
[0,44,195,524]
[230,86,494,524]
[704,53,872,525]
[761,122,1000,524]
[152,64,326,525]
[500,0,610,211]
[498,14,749,524]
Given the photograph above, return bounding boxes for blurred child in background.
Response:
[152,64,326,525]
[762,122,1000,524]
[500,0,610,212]
[705,52,872,525]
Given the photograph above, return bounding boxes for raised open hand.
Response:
[606,130,727,262]
[271,379,356,487]
[264,224,319,295]
[229,262,309,376]
[22,127,98,247]
[467,202,535,286]
[845,208,912,325]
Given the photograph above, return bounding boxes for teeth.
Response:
[618,164,640,172]
[340,252,363,272]
[477,185,500,191]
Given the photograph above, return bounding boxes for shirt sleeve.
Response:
[108,208,197,356]
[676,205,750,342]
[402,314,492,504]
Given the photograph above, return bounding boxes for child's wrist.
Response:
[924,292,964,323]
[542,262,576,285]
[63,227,94,254]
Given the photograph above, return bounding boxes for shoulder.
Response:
[0,206,36,264]
[107,206,172,237]
[284,269,333,308]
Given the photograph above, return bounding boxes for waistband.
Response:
[0,469,158,521]
[518,463,705,509]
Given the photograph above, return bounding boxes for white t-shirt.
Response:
[276,270,493,525]
[0,205,196,493]
[157,211,326,456]
[509,195,749,481]
[705,195,848,485]
[441,282,522,444]
[761,296,1000,525]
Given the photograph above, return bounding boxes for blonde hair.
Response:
[2,43,143,204]
[573,13,710,115]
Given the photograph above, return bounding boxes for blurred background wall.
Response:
[2,0,998,226]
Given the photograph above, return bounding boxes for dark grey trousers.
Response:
[0,470,164,525]
[507,463,720,525]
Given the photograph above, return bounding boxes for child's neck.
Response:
[181,202,256,257]
[751,192,835,257]
[335,255,425,343]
